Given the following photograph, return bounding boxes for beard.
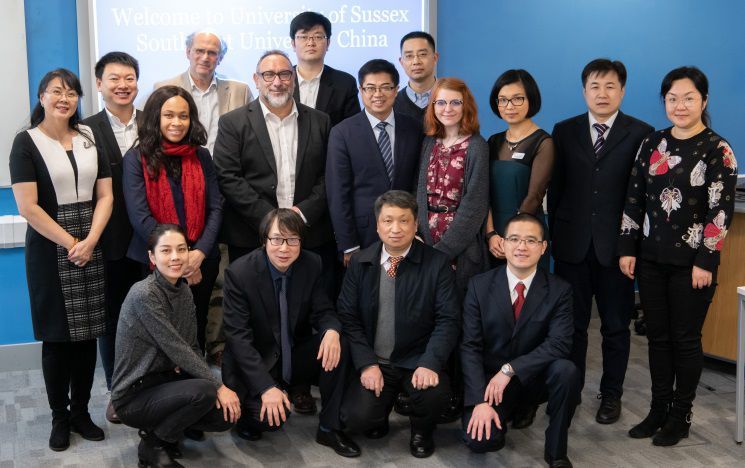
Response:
[262,89,292,108]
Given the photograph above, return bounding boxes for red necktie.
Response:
[513,282,526,321]
[387,256,404,278]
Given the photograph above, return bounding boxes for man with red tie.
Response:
[461,213,579,468]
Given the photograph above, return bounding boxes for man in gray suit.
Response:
[154,30,253,154]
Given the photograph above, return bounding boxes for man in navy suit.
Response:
[462,213,578,468]
[326,59,423,266]
[549,59,653,425]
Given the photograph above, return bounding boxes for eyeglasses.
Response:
[191,48,219,59]
[361,85,396,95]
[504,236,542,247]
[402,52,432,63]
[433,99,463,108]
[295,34,328,43]
[45,89,79,100]
[496,96,526,107]
[267,236,301,246]
[259,70,293,82]
[665,96,700,108]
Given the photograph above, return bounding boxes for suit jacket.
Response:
[326,111,423,252]
[213,99,332,250]
[221,249,341,398]
[461,266,574,407]
[292,64,360,127]
[154,71,252,115]
[394,88,425,122]
[81,109,141,261]
[337,240,460,373]
[548,111,653,266]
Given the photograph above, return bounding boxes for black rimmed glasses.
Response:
[361,85,396,95]
[496,96,526,107]
[295,34,328,43]
[259,70,293,82]
[267,236,301,246]
[504,236,542,247]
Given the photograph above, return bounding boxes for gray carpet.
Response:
[1,317,744,467]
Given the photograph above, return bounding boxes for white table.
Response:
[737,286,745,443]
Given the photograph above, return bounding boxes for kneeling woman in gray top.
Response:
[111,224,240,467]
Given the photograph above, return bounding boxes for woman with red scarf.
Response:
[123,85,223,354]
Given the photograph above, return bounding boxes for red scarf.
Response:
[142,141,205,243]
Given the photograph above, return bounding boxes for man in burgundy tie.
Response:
[461,213,579,468]
[337,190,460,458]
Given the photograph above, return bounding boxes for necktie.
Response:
[376,121,394,182]
[593,123,609,155]
[513,282,526,321]
[387,256,404,278]
[277,276,292,383]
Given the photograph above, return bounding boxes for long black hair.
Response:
[136,85,207,179]
[660,66,711,127]
[30,68,92,143]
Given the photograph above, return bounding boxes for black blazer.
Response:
[461,266,574,407]
[548,112,653,266]
[81,109,141,261]
[221,249,341,399]
[393,88,425,122]
[292,64,360,127]
[337,240,460,373]
[326,111,423,252]
[213,99,332,250]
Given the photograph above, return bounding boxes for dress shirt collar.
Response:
[265,251,294,283]
[505,265,537,297]
[104,106,136,128]
[405,81,435,108]
[380,244,412,265]
[588,110,619,132]
[365,108,395,130]
[188,70,217,93]
[297,67,323,84]
[259,98,299,121]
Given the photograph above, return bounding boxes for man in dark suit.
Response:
[289,11,360,126]
[549,59,654,425]
[337,191,460,458]
[394,31,439,121]
[326,60,423,266]
[82,51,143,424]
[462,213,579,468]
[213,49,332,264]
[221,209,360,457]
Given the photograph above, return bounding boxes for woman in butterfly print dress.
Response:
[618,67,737,446]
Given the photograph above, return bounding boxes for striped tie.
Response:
[376,121,394,182]
[593,123,609,155]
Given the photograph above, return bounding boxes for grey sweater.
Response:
[111,271,220,401]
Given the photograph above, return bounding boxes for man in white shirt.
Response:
[461,213,579,468]
[289,11,360,126]
[154,30,253,155]
[82,51,144,424]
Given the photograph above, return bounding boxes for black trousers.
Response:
[41,340,98,421]
[637,259,716,410]
[462,359,579,459]
[115,377,232,443]
[99,256,142,390]
[341,363,451,433]
[554,244,634,399]
[191,255,221,354]
[236,333,350,432]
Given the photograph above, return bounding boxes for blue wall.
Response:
[3,0,744,344]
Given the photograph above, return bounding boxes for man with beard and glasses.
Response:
[213,49,333,280]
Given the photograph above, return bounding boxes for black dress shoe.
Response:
[512,405,538,429]
[183,428,204,441]
[596,396,622,424]
[363,420,389,439]
[289,390,317,415]
[394,392,413,416]
[71,414,105,441]
[545,454,573,468]
[316,428,361,458]
[438,394,463,424]
[138,431,183,468]
[49,418,70,451]
[235,425,262,441]
[409,430,434,458]
[163,440,183,459]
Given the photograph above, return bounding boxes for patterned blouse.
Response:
[617,128,737,271]
[427,137,470,244]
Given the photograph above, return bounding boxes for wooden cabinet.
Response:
[702,211,745,361]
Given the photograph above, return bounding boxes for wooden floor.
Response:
[1,316,744,467]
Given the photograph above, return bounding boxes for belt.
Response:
[428,204,458,213]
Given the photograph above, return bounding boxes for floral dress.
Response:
[426,137,470,245]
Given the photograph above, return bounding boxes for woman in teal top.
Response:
[485,69,554,269]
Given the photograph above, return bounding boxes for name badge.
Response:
[512,152,525,160]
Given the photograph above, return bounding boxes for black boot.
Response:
[628,402,668,439]
[137,430,184,468]
[49,415,71,451]
[652,405,691,446]
[70,413,105,441]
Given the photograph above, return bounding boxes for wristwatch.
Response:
[500,363,515,377]
[485,230,498,241]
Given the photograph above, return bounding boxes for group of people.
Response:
[8,10,737,468]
